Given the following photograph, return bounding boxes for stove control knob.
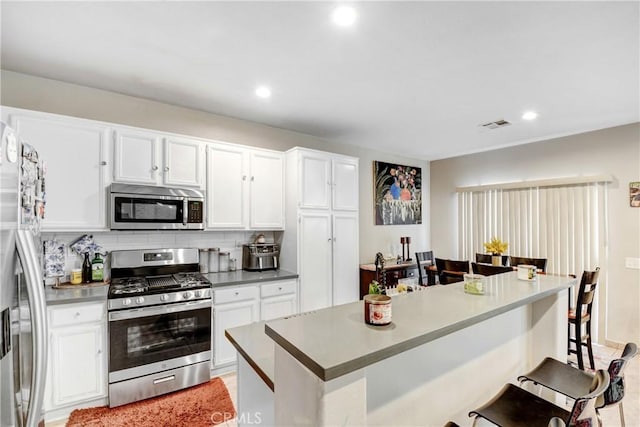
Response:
[160,294,169,302]
[122,298,132,306]
[136,297,145,305]
[194,290,202,298]
[183,291,193,299]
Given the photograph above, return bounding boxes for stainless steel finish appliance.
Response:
[242,243,280,271]
[109,183,204,230]
[107,248,212,407]
[0,122,47,427]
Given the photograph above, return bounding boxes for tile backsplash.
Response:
[42,230,280,285]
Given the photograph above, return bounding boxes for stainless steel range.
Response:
[107,248,212,407]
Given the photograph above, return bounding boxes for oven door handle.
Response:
[108,299,211,321]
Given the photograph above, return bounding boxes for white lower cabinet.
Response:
[213,286,260,368]
[45,302,107,413]
[212,279,298,368]
[260,279,298,321]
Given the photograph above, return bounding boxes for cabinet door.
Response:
[213,299,259,366]
[47,323,107,408]
[299,212,333,312]
[164,136,204,188]
[332,213,359,305]
[113,128,160,185]
[207,144,247,228]
[261,294,297,321]
[332,158,359,211]
[299,153,331,209]
[9,111,110,230]
[249,150,284,229]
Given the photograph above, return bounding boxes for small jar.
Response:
[229,258,237,271]
[70,269,82,285]
[219,252,230,272]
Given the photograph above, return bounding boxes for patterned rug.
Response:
[66,378,236,427]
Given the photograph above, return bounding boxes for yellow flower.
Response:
[484,237,508,255]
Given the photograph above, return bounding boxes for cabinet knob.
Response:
[278,287,282,291]
[164,166,170,172]
[327,238,332,242]
[100,161,107,166]
[74,312,80,317]
[250,176,255,181]
[235,291,239,296]
[152,165,159,171]
[97,349,102,355]
[242,175,247,181]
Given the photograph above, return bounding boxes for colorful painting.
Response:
[374,161,422,225]
[630,182,640,207]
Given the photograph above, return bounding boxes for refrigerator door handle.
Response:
[16,230,47,427]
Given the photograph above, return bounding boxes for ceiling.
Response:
[1,1,638,160]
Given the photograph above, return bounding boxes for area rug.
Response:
[66,378,236,427]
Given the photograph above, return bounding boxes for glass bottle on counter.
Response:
[91,253,104,282]
[82,253,92,283]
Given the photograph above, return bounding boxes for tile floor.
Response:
[47,344,638,426]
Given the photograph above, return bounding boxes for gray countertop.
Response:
[225,321,275,391]
[205,269,298,287]
[45,269,298,305]
[265,272,575,382]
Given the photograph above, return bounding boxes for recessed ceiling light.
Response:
[331,5,357,27]
[255,86,271,99]
[522,111,538,120]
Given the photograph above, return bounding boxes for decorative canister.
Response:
[363,294,392,326]
[219,251,230,272]
[208,248,220,273]
[517,264,537,281]
[199,249,209,273]
[70,268,82,285]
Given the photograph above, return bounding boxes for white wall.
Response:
[0,70,430,264]
[430,123,640,346]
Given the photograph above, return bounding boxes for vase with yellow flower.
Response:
[483,237,509,266]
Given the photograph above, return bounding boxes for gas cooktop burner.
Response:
[108,273,211,298]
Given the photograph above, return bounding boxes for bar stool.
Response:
[435,258,469,285]
[568,268,600,370]
[468,370,609,427]
[415,251,435,285]
[518,342,637,427]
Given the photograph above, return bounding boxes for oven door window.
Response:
[109,306,210,373]
[114,196,183,223]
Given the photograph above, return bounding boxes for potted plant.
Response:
[483,237,508,266]
[368,280,382,294]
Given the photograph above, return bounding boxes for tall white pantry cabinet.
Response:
[282,147,359,313]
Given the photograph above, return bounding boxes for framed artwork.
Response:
[630,182,640,207]
[373,161,422,225]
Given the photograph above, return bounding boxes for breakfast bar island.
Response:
[226,272,575,426]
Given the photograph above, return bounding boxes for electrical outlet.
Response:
[624,257,640,269]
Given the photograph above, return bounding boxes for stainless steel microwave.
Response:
[109,183,205,230]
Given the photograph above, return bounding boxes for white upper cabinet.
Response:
[299,153,331,209]
[297,150,358,211]
[249,150,284,229]
[207,143,284,230]
[207,143,246,228]
[163,136,204,188]
[113,127,204,189]
[332,158,359,211]
[113,128,160,185]
[5,108,110,231]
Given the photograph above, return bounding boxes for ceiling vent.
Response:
[480,119,511,130]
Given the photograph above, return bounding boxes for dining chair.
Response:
[471,262,513,276]
[518,342,637,427]
[415,251,435,286]
[435,258,469,285]
[509,256,548,272]
[476,253,509,266]
[568,267,600,370]
[468,369,610,427]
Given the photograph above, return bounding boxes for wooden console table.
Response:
[359,261,436,298]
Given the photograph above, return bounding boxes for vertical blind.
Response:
[458,182,607,277]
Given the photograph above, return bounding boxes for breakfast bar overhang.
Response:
[230,272,575,426]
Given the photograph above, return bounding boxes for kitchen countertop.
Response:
[45,269,298,305]
[225,321,275,391]
[45,283,109,305]
[265,271,575,382]
[205,269,298,287]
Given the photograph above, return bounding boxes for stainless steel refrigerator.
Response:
[0,122,47,427]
